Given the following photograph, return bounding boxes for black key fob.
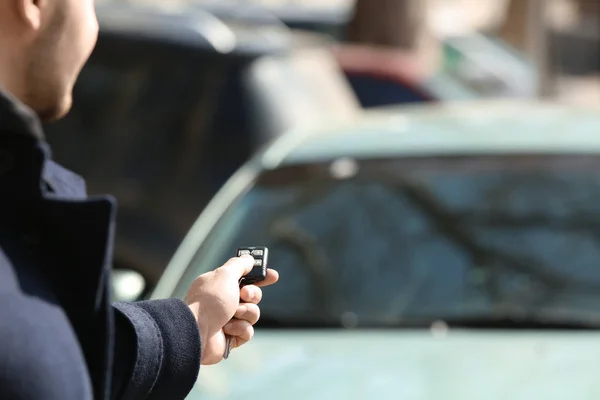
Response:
[236,246,268,286]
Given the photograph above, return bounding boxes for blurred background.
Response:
[44,1,600,398]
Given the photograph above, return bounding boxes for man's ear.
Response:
[15,0,44,31]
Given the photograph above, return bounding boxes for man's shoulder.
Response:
[0,242,94,400]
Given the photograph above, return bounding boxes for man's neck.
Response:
[0,85,45,140]
[0,58,25,101]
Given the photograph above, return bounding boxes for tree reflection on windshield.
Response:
[387,173,600,306]
[189,155,600,327]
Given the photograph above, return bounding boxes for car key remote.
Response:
[224,246,269,359]
[236,246,269,286]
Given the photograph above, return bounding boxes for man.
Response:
[0,0,279,399]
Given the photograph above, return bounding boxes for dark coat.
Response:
[0,89,201,400]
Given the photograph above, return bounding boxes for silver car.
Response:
[152,100,600,400]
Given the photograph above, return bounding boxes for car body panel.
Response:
[189,330,600,400]
[439,33,537,98]
[195,0,353,26]
[260,100,600,167]
[95,1,293,56]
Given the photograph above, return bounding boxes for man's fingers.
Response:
[255,268,279,287]
[231,335,251,350]
[240,285,262,304]
[234,303,260,325]
[224,319,254,345]
[217,255,255,279]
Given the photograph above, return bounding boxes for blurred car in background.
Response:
[152,100,600,399]
[45,0,359,290]
[197,0,536,106]
[203,0,600,105]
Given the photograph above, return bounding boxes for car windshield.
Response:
[175,154,600,328]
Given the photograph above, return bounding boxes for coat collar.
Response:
[0,88,45,140]
[0,89,87,198]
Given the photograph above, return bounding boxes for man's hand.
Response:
[184,255,279,365]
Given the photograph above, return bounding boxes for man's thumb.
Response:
[219,255,255,279]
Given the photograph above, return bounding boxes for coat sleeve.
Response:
[110,299,201,400]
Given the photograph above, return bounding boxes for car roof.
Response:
[193,0,353,25]
[94,0,293,56]
[260,100,600,168]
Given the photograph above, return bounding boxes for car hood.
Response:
[188,331,600,400]
[186,329,600,400]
